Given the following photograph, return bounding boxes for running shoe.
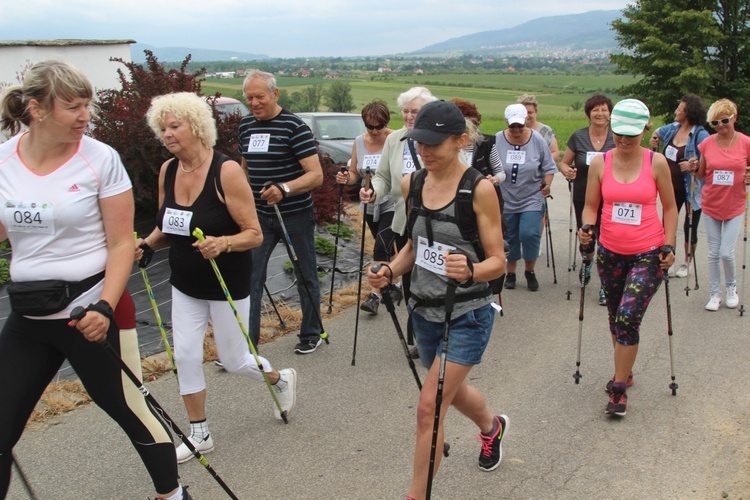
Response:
[478,415,509,472]
[295,337,323,354]
[605,389,628,416]
[726,285,739,308]
[599,288,607,306]
[504,273,516,289]
[176,434,214,464]
[274,368,297,420]
[668,265,676,277]
[705,294,722,311]
[360,292,380,314]
[675,263,689,278]
[155,485,192,500]
[525,271,539,291]
[605,371,634,394]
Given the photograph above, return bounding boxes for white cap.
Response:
[505,103,528,126]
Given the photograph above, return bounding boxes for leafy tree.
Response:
[611,0,750,127]
[323,81,356,112]
[91,51,242,211]
[302,84,323,111]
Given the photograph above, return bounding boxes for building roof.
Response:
[0,39,136,47]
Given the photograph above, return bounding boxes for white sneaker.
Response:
[726,285,739,308]
[705,294,722,311]
[668,265,676,277]
[274,368,297,420]
[176,434,214,464]
[675,263,689,278]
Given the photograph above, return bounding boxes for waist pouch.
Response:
[7,271,105,316]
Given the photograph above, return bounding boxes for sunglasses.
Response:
[710,115,734,127]
[508,123,524,129]
[365,123,386,130]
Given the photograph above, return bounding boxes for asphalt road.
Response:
[6,179,750,499]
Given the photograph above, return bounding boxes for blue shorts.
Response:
[413,304,494,368]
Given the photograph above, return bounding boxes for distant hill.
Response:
[414,10,622,56]
[131,43,268,63]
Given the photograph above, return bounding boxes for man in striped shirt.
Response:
[239,69,324,354]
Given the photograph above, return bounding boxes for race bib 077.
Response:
[247,133,271,153]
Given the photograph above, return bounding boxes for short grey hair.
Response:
[242,69,277,93]
[397,87,437,109]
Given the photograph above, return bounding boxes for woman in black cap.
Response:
[367,100,508,499]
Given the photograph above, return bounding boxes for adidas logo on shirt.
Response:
[68,184,80,192]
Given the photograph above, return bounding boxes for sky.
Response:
[2,1,631,59]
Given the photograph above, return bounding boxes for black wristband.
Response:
[458,258,475,288]
[273,183,287,199]
[87,300,114,321]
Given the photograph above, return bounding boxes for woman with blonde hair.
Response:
[695,98,750,310]
[0,61,189,499]
[137,92,297,463]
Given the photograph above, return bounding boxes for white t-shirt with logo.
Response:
[0,134,132,316]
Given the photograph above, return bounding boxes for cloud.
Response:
[0,0,628,58]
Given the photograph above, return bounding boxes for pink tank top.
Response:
[599,149,665,255]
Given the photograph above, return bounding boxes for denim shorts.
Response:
[413,303,494,368]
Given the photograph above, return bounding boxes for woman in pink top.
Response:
[579,99,677,417]
[695,98,750,311]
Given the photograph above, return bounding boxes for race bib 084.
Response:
[4,200,54,234]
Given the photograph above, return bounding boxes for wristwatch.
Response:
[276,183,291,198]
[661,245,675,255]
[87,300,114,320]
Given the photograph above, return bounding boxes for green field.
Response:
[202,72,645,148]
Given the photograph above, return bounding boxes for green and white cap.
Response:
[610,98,650,136]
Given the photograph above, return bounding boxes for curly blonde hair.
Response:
[146,92,217,148]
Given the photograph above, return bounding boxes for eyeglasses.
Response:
[710,115,734,127]
[402,108,420,116]
[508,123,524,129]
[365,122,386,130]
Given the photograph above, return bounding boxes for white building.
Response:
[0,39,135,92]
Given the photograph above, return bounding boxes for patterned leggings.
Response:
[597,246,664,346]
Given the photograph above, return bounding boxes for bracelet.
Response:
[224,236,232,253]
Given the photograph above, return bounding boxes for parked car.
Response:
[296,112,366,165]
[204,96,250,118]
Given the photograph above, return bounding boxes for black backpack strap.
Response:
[407,138,422,171]
[406,168,428,241]
[455,168,486,260]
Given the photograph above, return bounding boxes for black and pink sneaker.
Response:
[477,415,509,471]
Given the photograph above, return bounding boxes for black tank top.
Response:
[157,150,251,300]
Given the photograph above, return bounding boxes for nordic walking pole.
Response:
[69,307,240,500]
[371,263,451,458]
[264,284,286,328]
[371,264,421,389]
[544,196,558,284]
[544,208,551,268]
[328,164,349,314]
[566,180,574,300]
[351,167,371,366]
[660,246,679,396]
[426,280,458,500]
[573,224,595,384]
[740,169,749,316]
[135,233,177,376]
[192,228,289,423]
[262,182,329,345]
[684,169,695,296]
[12,452,39,500]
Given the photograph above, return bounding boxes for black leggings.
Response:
[0,314,179,496]
[365,210,398,262]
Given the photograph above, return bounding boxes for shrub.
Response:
[314,235,337,257]
[326,222,353,241]
[0,259,9,285]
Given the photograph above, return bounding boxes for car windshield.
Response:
[316,116,365,140]
[217,102,250,117]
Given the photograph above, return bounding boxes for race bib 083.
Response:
[162,207,193,237]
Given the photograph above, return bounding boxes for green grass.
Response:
[201,72,638,154]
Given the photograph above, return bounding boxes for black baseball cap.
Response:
[402,100,466,145]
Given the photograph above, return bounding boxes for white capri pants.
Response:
[172,287,272,395]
